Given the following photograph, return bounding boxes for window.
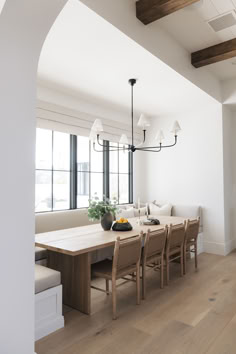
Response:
[76,137,103,208]
[35,128,133,212]
[35,129,70,212]
[109,143,132,204]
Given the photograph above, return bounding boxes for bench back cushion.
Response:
[171,205,202,232]
[35,209,98,234]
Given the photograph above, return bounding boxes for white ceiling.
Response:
[37,0,215,121]
[157,0,236,81]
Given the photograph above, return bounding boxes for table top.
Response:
[35,216,188,256]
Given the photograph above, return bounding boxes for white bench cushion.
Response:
[35,265,61,294]
[35,209,98,234]
[35,247,47,261]
[171,205,202,231]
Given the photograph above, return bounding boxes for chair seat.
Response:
[92,259,113,279]
[35,264,61,294]
[143,253,162,266]
[186,239,196,247]
[35,247,47,261]
[168,246,182,257]
[92,259,138,279]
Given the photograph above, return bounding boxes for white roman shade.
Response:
[36,100,142,144]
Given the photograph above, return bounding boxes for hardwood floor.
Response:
[36,251,236,354]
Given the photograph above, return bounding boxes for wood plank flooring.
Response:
[35,251,236,354]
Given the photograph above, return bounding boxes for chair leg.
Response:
[180,248,184,277]
[183,244,187,275]
[166,256,170,286]
[195,243,198,270]
[160,255,164,289]
[112,278,117,320]
[136,263,141,305]
[142,263,146,300]
[106,279,109,295]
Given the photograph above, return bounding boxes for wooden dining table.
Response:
[35,216,188,315]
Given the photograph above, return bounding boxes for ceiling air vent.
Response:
[208,11,236,32]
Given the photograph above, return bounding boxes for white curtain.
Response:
[36,100,142,144]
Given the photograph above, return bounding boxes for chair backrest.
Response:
[143,227,167,262]
[112,234,142,275]
[166,223,185,251]
[185,218,200,243]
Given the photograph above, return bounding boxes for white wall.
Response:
[222,106,235,253]
[0,1,67,353]
[137,103,228,255]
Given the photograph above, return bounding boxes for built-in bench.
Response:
[35,264,64,341]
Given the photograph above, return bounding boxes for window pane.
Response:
[91,173,103,201]
[77,136,89,171]
[35,171,52,212]
[53,131,70,171]
[91,141,103,172]
[119,147,129,173]
[77,172,89,208]
[110,173,118,201]
[36,128,52,169]
[53,171,70,211]
[109,144,118,173]
[119,174,129,204]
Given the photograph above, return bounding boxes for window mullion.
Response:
[51,131,54,211]
[103,140,109,200]
[70,135,77,209]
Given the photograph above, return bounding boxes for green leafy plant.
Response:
[88,195,118,221]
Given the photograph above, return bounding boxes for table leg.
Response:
[47,251,91,315]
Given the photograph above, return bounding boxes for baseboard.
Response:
[35,316,64,341]
[203,239,235,256]
[35,285,64,341]
[224,239,235,255]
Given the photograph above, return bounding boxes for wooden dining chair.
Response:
[142,227,167,299]
[184,218,200,274]
[91,234,142,320]
[165,223,186,285]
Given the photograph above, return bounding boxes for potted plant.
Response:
[88,195,118,231]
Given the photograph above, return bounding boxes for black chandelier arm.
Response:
[96,135,122,149]
[139,135,177,150]
[93,142,129,152]
[161,135,178,148]
[96,134,129,150]
[136,147,162,153]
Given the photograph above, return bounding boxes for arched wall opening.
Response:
[0,1,68,353]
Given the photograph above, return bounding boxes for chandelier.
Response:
[89,79,181,152]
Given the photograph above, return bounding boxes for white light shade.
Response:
[119,134,129,145]
[155,130,165,143]
[91,119,104,133]
[171,120,181,135]
[137,114,151,129]
[89,130,97,141]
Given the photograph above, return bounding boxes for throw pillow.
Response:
[134,207,147,217]
[149,203,172,216]
[116,207,135,219]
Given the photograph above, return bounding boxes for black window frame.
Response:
[35,130,133,213]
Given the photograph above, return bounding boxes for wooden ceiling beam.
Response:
[191,38,236,68]
[136,0,200,25]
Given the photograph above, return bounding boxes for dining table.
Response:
[35,215,189,315]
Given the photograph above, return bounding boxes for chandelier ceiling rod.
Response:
[90,78,181,153]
